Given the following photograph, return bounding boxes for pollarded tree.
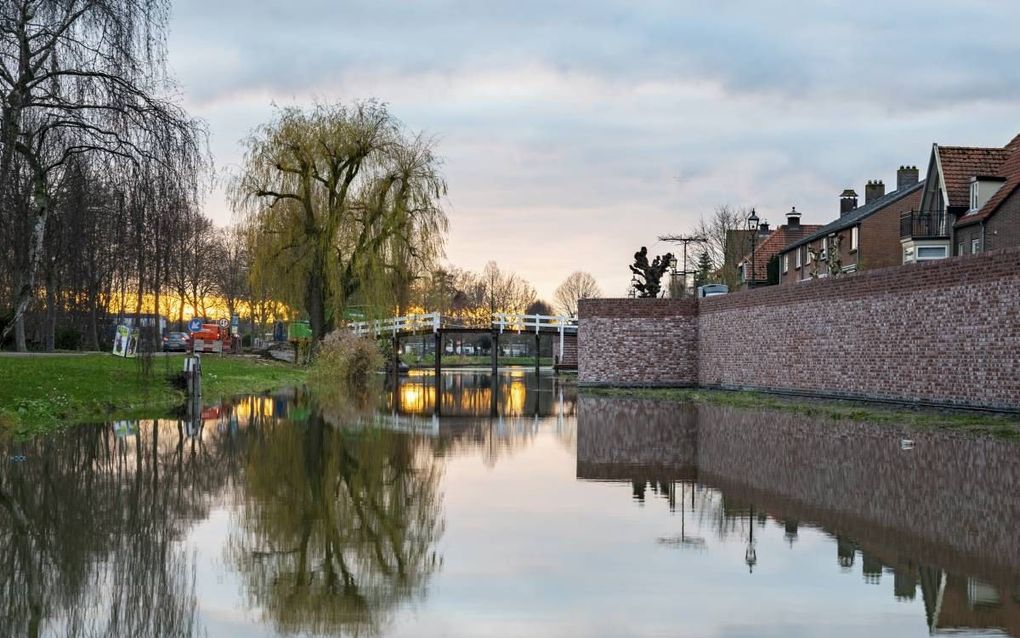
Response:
[234,102,448,342]
[553,271,601,317]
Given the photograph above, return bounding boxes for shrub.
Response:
[309,330,384,390]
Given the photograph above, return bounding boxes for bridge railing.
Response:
[350,311,441,337]
[492,313,578,334]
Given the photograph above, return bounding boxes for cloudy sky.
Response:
[166,0,1020,300]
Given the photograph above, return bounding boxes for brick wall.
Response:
[577,298,698,387]
[985,187,1020,252]
[579,247,1020,410]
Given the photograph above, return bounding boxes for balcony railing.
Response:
[900,210,949,240]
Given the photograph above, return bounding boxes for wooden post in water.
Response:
[434,331,442,378]
[534,333,540,375]
[491,331,499,376]
[392,335,399,376]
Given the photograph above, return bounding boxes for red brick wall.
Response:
[577,298,698,387]
[579,247,1020,410]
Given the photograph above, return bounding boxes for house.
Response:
[779,166,924,285]
[738,210,821,289]
[901,132,1020,262]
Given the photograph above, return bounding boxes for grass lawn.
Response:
[583,387,1020,440]
[0,353,306,436]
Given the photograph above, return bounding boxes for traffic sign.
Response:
[218,319,229,328]
[188,319,202,333]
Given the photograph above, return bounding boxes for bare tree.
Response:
[0,0,207,345]
[693,205,753,291]
[553,271,601,316]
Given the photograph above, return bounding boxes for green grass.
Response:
[583,387,1020,440]
[0,354,306,437]
[400,353,554,367]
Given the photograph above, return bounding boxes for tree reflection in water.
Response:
[0,416,243,637]
[227,407,444,637]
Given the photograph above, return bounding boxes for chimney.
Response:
[840,189,858,217]
[897,165,919,191]
[865,180,885,204]
[758,221,770,235]
[786,206,801,227]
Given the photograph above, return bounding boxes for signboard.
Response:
[188,318,203,333]
[230,314,240,337]
[218,318,229,329]
[111,325,139,358]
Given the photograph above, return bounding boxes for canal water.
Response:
[2,370,1018,637]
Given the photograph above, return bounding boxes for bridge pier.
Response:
[434,331,442,378]
[491,331,499,376]
[392,335,399,376]
[536,333,541,375]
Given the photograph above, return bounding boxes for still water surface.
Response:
[2,370,1018,637]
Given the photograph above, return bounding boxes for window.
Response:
[971,238,981,254]
[806,245,813,264]
[782,254,789,273]
[957,242,965,256]
[819,237,827,260]
[850,226,859,251]
[970,182,978,210]
[916,245,948,261]
[795,249,801,268]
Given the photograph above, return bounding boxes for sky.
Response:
[166,0,1020,301]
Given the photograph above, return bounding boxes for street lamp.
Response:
[747,208,760,289]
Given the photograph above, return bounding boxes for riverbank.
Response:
[0,353,306,436]
[583,387,1020,440]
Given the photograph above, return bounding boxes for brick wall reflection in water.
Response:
[576,396,1020,636]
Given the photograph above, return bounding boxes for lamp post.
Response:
[746,208,760,289]
[745,504,757,573]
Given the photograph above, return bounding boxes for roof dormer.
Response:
[969,175,1006,211]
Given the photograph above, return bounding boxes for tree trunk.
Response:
[1,175,51,347]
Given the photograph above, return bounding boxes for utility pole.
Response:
[658,234,706,297]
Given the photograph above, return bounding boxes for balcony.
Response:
[900,210,949,240]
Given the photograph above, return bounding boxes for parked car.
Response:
[163,332,191,352]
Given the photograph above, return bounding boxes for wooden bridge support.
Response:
[535,333,540,375]
[434,332,442,378]
[491,331,499,376]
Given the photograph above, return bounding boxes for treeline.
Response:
[0,0,209,352]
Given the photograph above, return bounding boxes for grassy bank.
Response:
[0,354,306,436]
[583,387,1020,440]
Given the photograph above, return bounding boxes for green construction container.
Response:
[287,320,313,341]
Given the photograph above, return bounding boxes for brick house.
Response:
[953,135,1020,256]
[737,210,821,289]
[778,167,923,285]
[901,132,1020,262]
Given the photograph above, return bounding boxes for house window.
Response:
[850,226,859,251]
[957,241,965,256]
[806,245,813,264]
[971,238,981,254]
[916,245,948,261]
[970,183,978,211]
[782,254,789,273]
[795,249,801,268]
[819,237,827,260]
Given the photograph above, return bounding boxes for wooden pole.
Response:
[491,331,499,376]
[434,331,442,378]
[535,333,540,375]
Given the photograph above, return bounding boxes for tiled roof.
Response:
[956,140,1020,227]
[741,225,822,281]
[781,181,925,252]
[937,145,1011,208]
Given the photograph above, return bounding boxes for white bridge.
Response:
[349,311,579,371]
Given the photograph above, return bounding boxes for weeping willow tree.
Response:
[233,102,448,342]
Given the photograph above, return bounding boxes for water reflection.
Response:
[227,410,443,636]
[577,396,1020,636]
[1,374,1018,636]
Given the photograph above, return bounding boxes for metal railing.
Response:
[900,210,948,239]
[349,312,441,337]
